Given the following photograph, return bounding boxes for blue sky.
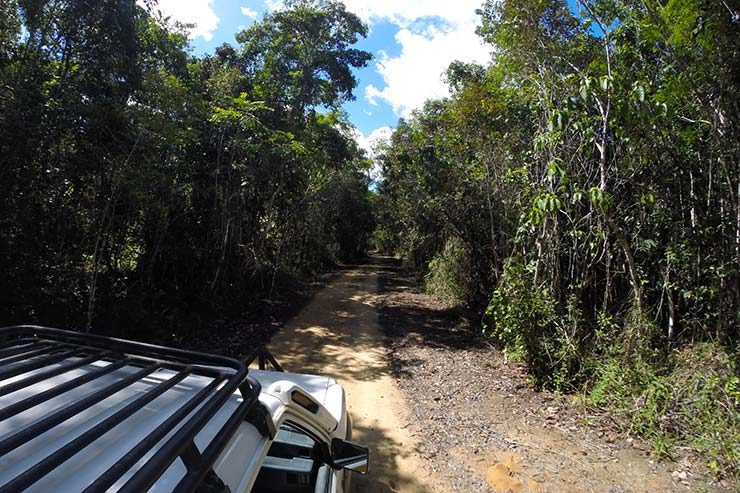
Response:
[144,1,493,155]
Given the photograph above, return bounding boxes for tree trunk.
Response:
[607,217,643,314]
[664,263,676,341]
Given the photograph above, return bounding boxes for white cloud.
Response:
[264,0,284,11]
[139,0,220,41]
[365,84,382,107]
[352,126,393,182]
[241,6,258,18]
[266,1,482,27]
[263,1,492,118]
[353,126,393,156]
[366,20,490,118]
[339,0,482,28]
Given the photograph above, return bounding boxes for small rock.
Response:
[632,440,650,451]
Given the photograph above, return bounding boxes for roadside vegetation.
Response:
[1,0,737,483]
[0,0,375,339]
[374,0,739,479]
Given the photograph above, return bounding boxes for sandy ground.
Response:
[266,265,437,493]
[260,259,734,493]
[374,258,735,493]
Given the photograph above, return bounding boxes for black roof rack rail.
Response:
[245,345,285,373]
[0,325,263,493]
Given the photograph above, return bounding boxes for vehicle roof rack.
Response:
[0,325,263,493]
[245,345,285,373]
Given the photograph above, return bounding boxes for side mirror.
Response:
[331,438,369,474]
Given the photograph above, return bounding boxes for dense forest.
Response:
[0,0,375,337]
[374,0,738,477]
[1,0,738,480]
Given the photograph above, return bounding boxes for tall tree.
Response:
[236,0,371,123]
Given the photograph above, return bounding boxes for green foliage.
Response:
[371,225,398,254]
[482,261,588,390]
[483,261,555,384]
[0,0,374,337]
[587,343,739,479]
[482,261,549,360]
[376,0,739,477]
[236,0,371,120]
[424,237,473,305]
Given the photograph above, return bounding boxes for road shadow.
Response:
[265,271,393,383]
[350,418,428,493]
[265,262,435,492]
[374,256,484,351]
[147,268,346,360]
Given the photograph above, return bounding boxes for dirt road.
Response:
[267,264,436,492]
[263,260,732,493]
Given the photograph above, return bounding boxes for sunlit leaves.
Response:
[209,93,270,127]
[633,83,646,103]
[529,192,563,225]
[236,0,371,118]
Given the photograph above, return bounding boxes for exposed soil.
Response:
[265,263,438,492]
[375,257,735,493]
[170,256,734,492]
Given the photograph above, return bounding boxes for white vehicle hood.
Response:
[250,369,344,424]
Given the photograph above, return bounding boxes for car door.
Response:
[251,420,341,493]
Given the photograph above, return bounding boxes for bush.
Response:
[424,237,473,306]
[587,342,739,479]
[482,259,587,389]
[372,225,398,254]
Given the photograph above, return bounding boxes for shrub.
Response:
[481,259,573,388]
[424,237,473,306]
[372,225,398,254]
[587,342,739,479]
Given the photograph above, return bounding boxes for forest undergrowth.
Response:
[374,0,739,480]
[1,0,737,480]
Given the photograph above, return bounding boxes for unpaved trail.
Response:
[266,263,436,493]
[375,258,734,493]
[262,259,734,493]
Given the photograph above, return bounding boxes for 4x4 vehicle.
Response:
[0,325,369,492]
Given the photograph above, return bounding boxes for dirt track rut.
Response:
[262,260,731,493]
[266,264,436,492]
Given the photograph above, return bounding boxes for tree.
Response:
[377,0,739,379]
[375,0,739,471]
[0,0,376,338]
[236,0,371,124]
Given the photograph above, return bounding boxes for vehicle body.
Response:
[0,326,368,492]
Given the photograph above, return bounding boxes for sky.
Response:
[142,0,494,157]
